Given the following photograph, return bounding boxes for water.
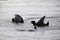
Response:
[0,0,60,40]
[0,17,60,40]
[0,0,60,18]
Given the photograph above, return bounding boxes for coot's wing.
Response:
[36,16,45,26]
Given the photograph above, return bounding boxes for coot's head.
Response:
[12,18,15,22]
[31,21,36,25]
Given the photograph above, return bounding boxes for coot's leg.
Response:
[34,25,37,30]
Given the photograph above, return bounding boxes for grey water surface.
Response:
[0,0,60,40]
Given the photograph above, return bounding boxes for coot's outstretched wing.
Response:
[36,16,46,26]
